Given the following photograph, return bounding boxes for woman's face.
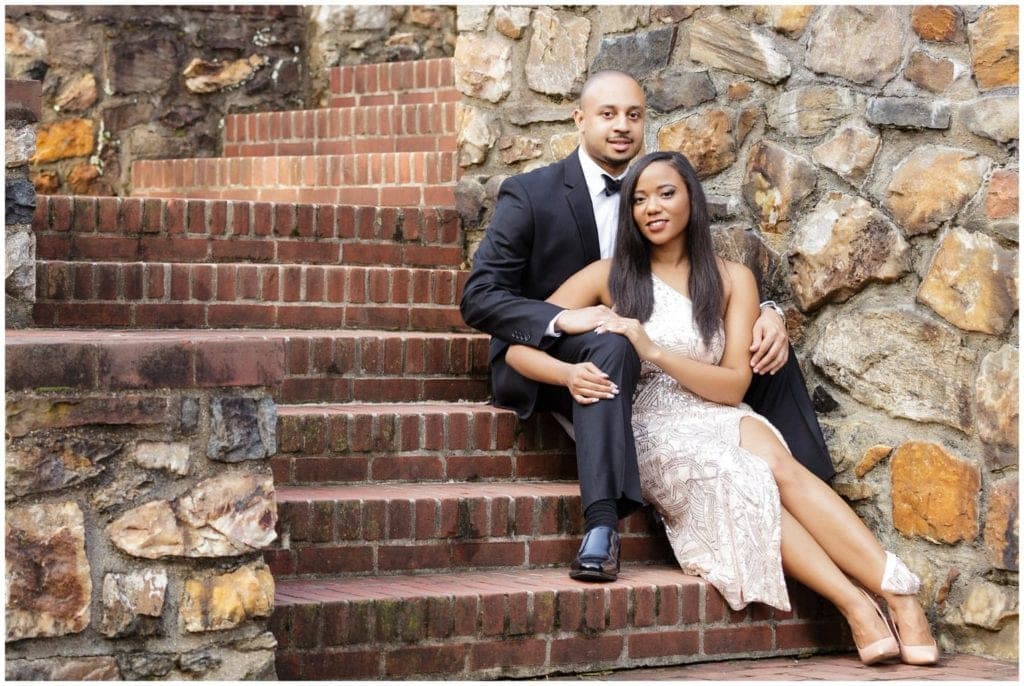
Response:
[631,160,691,247]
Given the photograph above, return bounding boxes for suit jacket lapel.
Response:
[563,149,601,264]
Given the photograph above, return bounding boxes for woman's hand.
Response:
[555,305,614,335]
[595,314,660,361]
[564,362,619,404]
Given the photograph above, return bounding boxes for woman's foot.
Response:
[884,594,939,665]
[847,589,899,665]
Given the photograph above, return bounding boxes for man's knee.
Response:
[581,332,640,377]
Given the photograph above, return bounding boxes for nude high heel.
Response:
[854,588,900,665]
[890,616,940,666]
[879,551,939,666]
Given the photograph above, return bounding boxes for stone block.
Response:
[456,104,497,168]
[984,477,1019,571]
[6,178,35,225]
[454,33,511,103]
[962,95,1018,144]
[811,124,880,186]
[591,26,675,82]
[658,109,737,180]
[904,50,956,92]
[6,437,121,497]
[456,6,490,32]
[32,118,94,163]
[180,563,274,632]
[789,193,910,311]
[917,227,1017,335]
[526,8,590,96]
[644,68,716,114]
[890,441,980,544]
[975,345,1019,448]
[498,135,543,165]
[768,86,860,138]
[494,6,531,40]
[55,72,97,112]
[6,501,91,641]
[866,97,951,129]
[5,395,173,438]
[911,6,965,42]
[955,580,1018,630]
[806,7,906,86]
[969,6,1019,91]
[107,472,277,559]
[986,169,1019,220]
[883,146,989,235]
[811,309,976,432]
[207,396,277,462]
[183,55,267,94]
[741,140,816,236]
[5,656,121,681]
[134,441,190,475]
[690,13,789,84]
[109,37,178,94]
[5,125,35,168]
[756,5,814,37]
[99,569,168,637]
[5,79,42,124]
[855,444,893,478]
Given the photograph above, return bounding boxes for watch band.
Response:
[760,300,785,318]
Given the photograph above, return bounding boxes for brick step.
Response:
[274,402,572,485]
[34,196,463,267]
[270,566,849,680]
[131,151,457,207]
[34,261,470,331]
[6,330,489,405]
[268,481,671,579]
[327,57,457,107]
[223,102,457,157]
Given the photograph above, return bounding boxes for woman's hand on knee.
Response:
[563,361,619,404]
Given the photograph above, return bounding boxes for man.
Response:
[460,70,833,583]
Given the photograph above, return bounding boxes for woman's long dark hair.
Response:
[609,151,722,346]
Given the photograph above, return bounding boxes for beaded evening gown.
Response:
[632,275,791,612]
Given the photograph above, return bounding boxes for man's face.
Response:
[573,73,646,176]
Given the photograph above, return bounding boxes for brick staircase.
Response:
[15,57,850,678]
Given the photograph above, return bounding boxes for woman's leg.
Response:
[740,417,935,646]
[778,507,892,651]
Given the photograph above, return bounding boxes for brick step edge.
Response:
[327,58,455,99]
[270,565,850,680]
[6,330,489,396]
[268,482,671,578]
[132,185,456,208]
[34,196,463,266]
[223,101,458,157]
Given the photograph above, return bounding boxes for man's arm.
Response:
[459,176,563,348]
[750,303,788,374]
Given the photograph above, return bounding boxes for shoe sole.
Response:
[568,569,618,582]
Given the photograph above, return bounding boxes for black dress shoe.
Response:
[569,525,620,582]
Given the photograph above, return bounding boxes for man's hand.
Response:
[750,307,788,375]
[564,362,618,404]
[554,305,614,335]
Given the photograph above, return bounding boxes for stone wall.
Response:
[454,5,1019,659]
[5,79,38,327]
[5,344,281,679]
[5,5,309,197]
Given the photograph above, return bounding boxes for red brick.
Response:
[471,638,547,672]
[253,202,273,236]
[557,588,584,633]
[5,342,97,391]
[377,544,448,571]
[6,394,171,435]
[57,302,133,327]
[370,455,444,482]
[295,545,373,574]
[387,499,413,540]
[627,629,700,659]
[134,303,205,327]
[306,649,380,680]
[100,340,194,390]
[704,625,774,655]
[193,338,285,387]
[206,303,276,327]
[426,596,454,640]
[480,594,505,636]
[323,600,373,646]
[117,199,142,233]
[453,595,478,636]
[451,541,525,568]
[657,584,680,626]
[186,200,207,234]
[584,587,607,631]
[550,635,624,667]
[384,644,464,678]
[141,198,163,233]
[775,619,850,651]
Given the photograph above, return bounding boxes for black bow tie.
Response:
[601,174,622,196]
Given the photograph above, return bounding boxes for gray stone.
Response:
[789,193,911,312]
[712,225,788,302]
[706,194,742,222]
[5,178,35,225]
[456,5,491,32]
[5,126,35,168]
[350,6,391,30]
[962,96,1019,144]
[805,7,906,86]
[976,346,1019,449]
[5,228,35,299]
[134,441,190,475]
[90,471,155,516]
[6,501,92,641]
[6,437,121,497]
[689,13,790,84]
[454,33,512,103]
[120,653,175,680]
[178,651,222,675]
[504,104,575,126]
[644,68,716,113]
[866,97,951,130]
[591,26,676,81]
[498,135,543,165]
[180,397,200,433]
[812,124,881,187]
[526,9,590,96]
[494,6,531,40]
[454,177,486,228]
[109,38,179,95]
[207,396,277,462]
[54,72,97,112]
[811,308,977,432]
[6,656,121,681]
[99,569,167,637]
[102,102,157,132]
[956,581,1018,630]
[768,86,860,137]
[456,103,498,167]
[742,140,817,237]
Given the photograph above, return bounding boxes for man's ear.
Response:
[572,108,584,128]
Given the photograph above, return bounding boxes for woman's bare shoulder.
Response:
[717,258,756,298]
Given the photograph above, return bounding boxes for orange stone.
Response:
[891,441,980,544]
[986,169,1019,219]
[855,444,893,478]
[911,6,963,42]
[32,118,94,163]
[969,6,1019,91]
[984,477,1018,571]
[31,170,60,194]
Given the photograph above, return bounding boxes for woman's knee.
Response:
[740,417,800,488]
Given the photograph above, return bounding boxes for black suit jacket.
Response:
[460,149,599,417]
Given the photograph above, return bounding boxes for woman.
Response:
[505,151,939,666]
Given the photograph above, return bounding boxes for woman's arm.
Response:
[595,261,760,406]
[506,345,618,404]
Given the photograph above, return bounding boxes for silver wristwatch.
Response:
[759,300,785,318]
